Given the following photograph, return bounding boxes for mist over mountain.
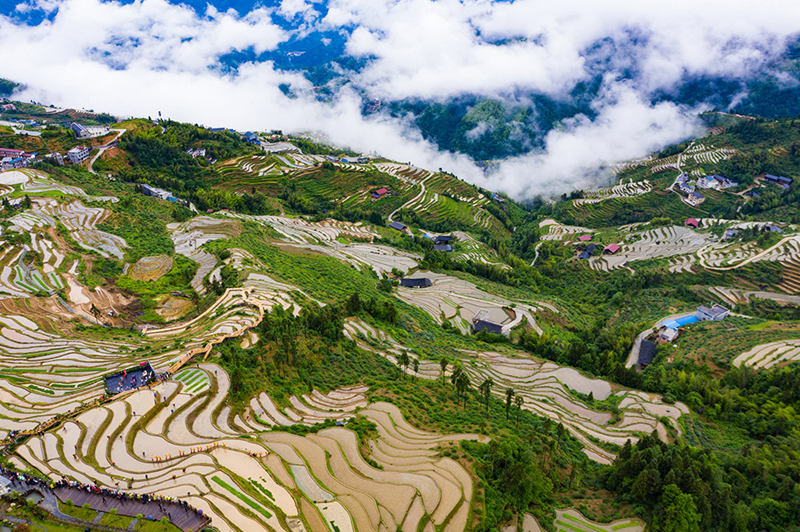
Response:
[2,0,800,198]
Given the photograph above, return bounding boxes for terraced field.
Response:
[554,508,643,532]
[343,318,686,465]
[732,339,800,369]
[222,212,421,276]
[573,180,652,206]
[11,359,486,532]
[168,216,242,293]
[539,219,593,241]
[395,271,543,334]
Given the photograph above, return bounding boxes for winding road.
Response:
[87,128,126,174]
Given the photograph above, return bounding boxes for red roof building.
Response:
[685,218,699,228]
[375,188,388,195]
[603,243,621,254]
[578,234,592,241]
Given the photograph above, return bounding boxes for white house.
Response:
[67,146,90,164]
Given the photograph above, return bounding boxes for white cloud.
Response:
[482,84,703,198]
[326,0,800,99]
[0,0,797,200]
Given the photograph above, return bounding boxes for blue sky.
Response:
[1,0,799,197]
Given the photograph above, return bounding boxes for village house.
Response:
[686,191,705,206]
[696,304,729,321]
[371,187,389,199]
[603,243,621,254]
[389,221,408,233]
[70,122,90,138]
[685,218,700,229]
[472,310,506,335]
[400,277,432,288]
[67,146,90,164]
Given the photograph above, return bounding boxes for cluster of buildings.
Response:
[674,173,739,206]
[139,183,187,205]
[639,304,730,369]
[574,234,620,260]
[326,155,369,164]
[0,147,36,170]
[758,173,793,189]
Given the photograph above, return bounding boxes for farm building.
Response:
[603,243,620,254]
[697,304,729,321]
[578,234,592,241]
[765,224,783,233]
[400,277,432,288]
[472,311,505,335]
[389,221,408,233]
[243,132,260,145]
[434,234,454,244]
[685,218,699,228]
[342,156,368,164]
[638,340,658,370]
[434,244,453,252]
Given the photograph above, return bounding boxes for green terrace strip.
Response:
[211,476,273,519]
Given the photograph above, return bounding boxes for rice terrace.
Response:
[0,92,799,532]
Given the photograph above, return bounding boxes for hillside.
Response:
[0,101,798,532]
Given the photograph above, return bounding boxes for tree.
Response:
[479,377,494,412]
[398,351,410,378]
[412,358,419,375]
[455,371,470,407]
[514,395,524,424]
[652,484,701,532]
[439,357,448,386]
[505,388,515,419]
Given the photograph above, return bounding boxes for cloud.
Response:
[481,84,704,198]
[0,0,797,200]
[327,0,800,99]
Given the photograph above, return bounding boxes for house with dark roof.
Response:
[389,221,408,233]
[685,218,699,228]
[472,311,505,335]
[70,122,90,138]
[434,234,454,244]
[638,340,658,369]
[400,277,432,288]
[765,224,783,233]
[762,174,792,189]
[434,244,453,252]
[696,304,729,321]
